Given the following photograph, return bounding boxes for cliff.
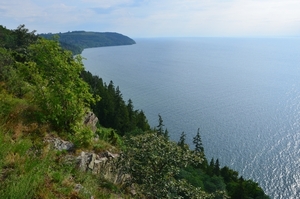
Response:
[0,24,270,199]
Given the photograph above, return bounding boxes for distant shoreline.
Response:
[39,31,136,55]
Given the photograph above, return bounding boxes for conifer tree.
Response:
[164,128,169,139]
[178,131,186,148]
[193,128,204,153]
[207,158,215,176]
[214,158,220,176]
[156,114,164,136]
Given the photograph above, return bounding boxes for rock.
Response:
[88,153,96,170]
[76,150,126,184]
[83,111,98,133]
[45,137,74,151]
[77,151,89,172]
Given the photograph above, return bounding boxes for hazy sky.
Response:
[1,0,300,37]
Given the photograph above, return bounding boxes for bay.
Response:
[82,37,300,198]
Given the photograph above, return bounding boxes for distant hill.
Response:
[39,31,136,54]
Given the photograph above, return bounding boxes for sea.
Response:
[82,37,300,198]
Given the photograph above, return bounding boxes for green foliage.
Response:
[3,43,94,133]
[0,47,14,78]
[225,177,270,199]
[0,132,47,199]
[156,114,165,136]
[177,166,205,188]
[81,70,150,135]
[191,129,208,171]
[96,127,123,146]
[124,127,145,137]
[71,127,95,148]
[174,179,214,199]
[0,127,128,199]
[121,132,206,198]
[0,24,38,54]
[1,25,97,134]
[40,31,136,55]
[175,130,270,198]
[178,131,187,149]
[193,128,204,153]
[0,24,270,199]
[203,175,226,193]
[23,38,96,132]
[0,92,23,122]
[177,166,226,194]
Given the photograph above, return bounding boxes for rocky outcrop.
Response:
[76,151,126,184]
[83,111,98,133]
[45,136,126,184]
[45,137,75,151]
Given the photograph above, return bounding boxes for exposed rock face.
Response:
[76,151,126,184]
[83,111,98,133]
[45,137,75,151]
[46,137,125,184]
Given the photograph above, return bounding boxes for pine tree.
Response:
[193,128,204,153]
[156,114,164,136]
[214,158,220,176]
[178,131,186,148]
[164,128,169,139]
[207,158,215,176]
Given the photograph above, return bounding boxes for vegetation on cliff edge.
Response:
[0,25,270,199]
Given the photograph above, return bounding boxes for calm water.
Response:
[82,37,300,198]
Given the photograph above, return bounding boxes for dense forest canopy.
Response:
[39,31,136,55]
[0,24,270,199]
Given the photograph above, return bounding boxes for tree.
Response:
[193,128,204,153]
[220,166,239,184]
[156,114,164,136]
[12,24,37,51]
[136,110,150,131]
[214,159,220,176]
[164,128,169,139]
[0,48,14,81]
[207,158,215,176]
[113,86,130,135]
[79,71,150,134]
[17,38,96,132]
[122,133,205,198]
[178,131,187,149]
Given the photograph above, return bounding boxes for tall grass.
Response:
[0,131,48,199]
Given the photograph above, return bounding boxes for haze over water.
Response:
[82,37,300,198]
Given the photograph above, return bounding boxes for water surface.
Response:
[82,37,300,198]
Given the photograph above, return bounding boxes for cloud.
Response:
[81,0,136,8]
[0,0,299,37]
[92,7,114,15]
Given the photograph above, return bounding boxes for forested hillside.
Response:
[0,25,270,199]
[39,31,136,55]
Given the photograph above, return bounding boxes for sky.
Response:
[1,0,300,37]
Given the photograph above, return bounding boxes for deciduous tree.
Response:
[122,133,205,198]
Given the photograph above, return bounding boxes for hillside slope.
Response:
[39,31,136,54]
[0,25,270,199]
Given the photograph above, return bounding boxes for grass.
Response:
[0,123,132,199]
[0,86,130,198]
